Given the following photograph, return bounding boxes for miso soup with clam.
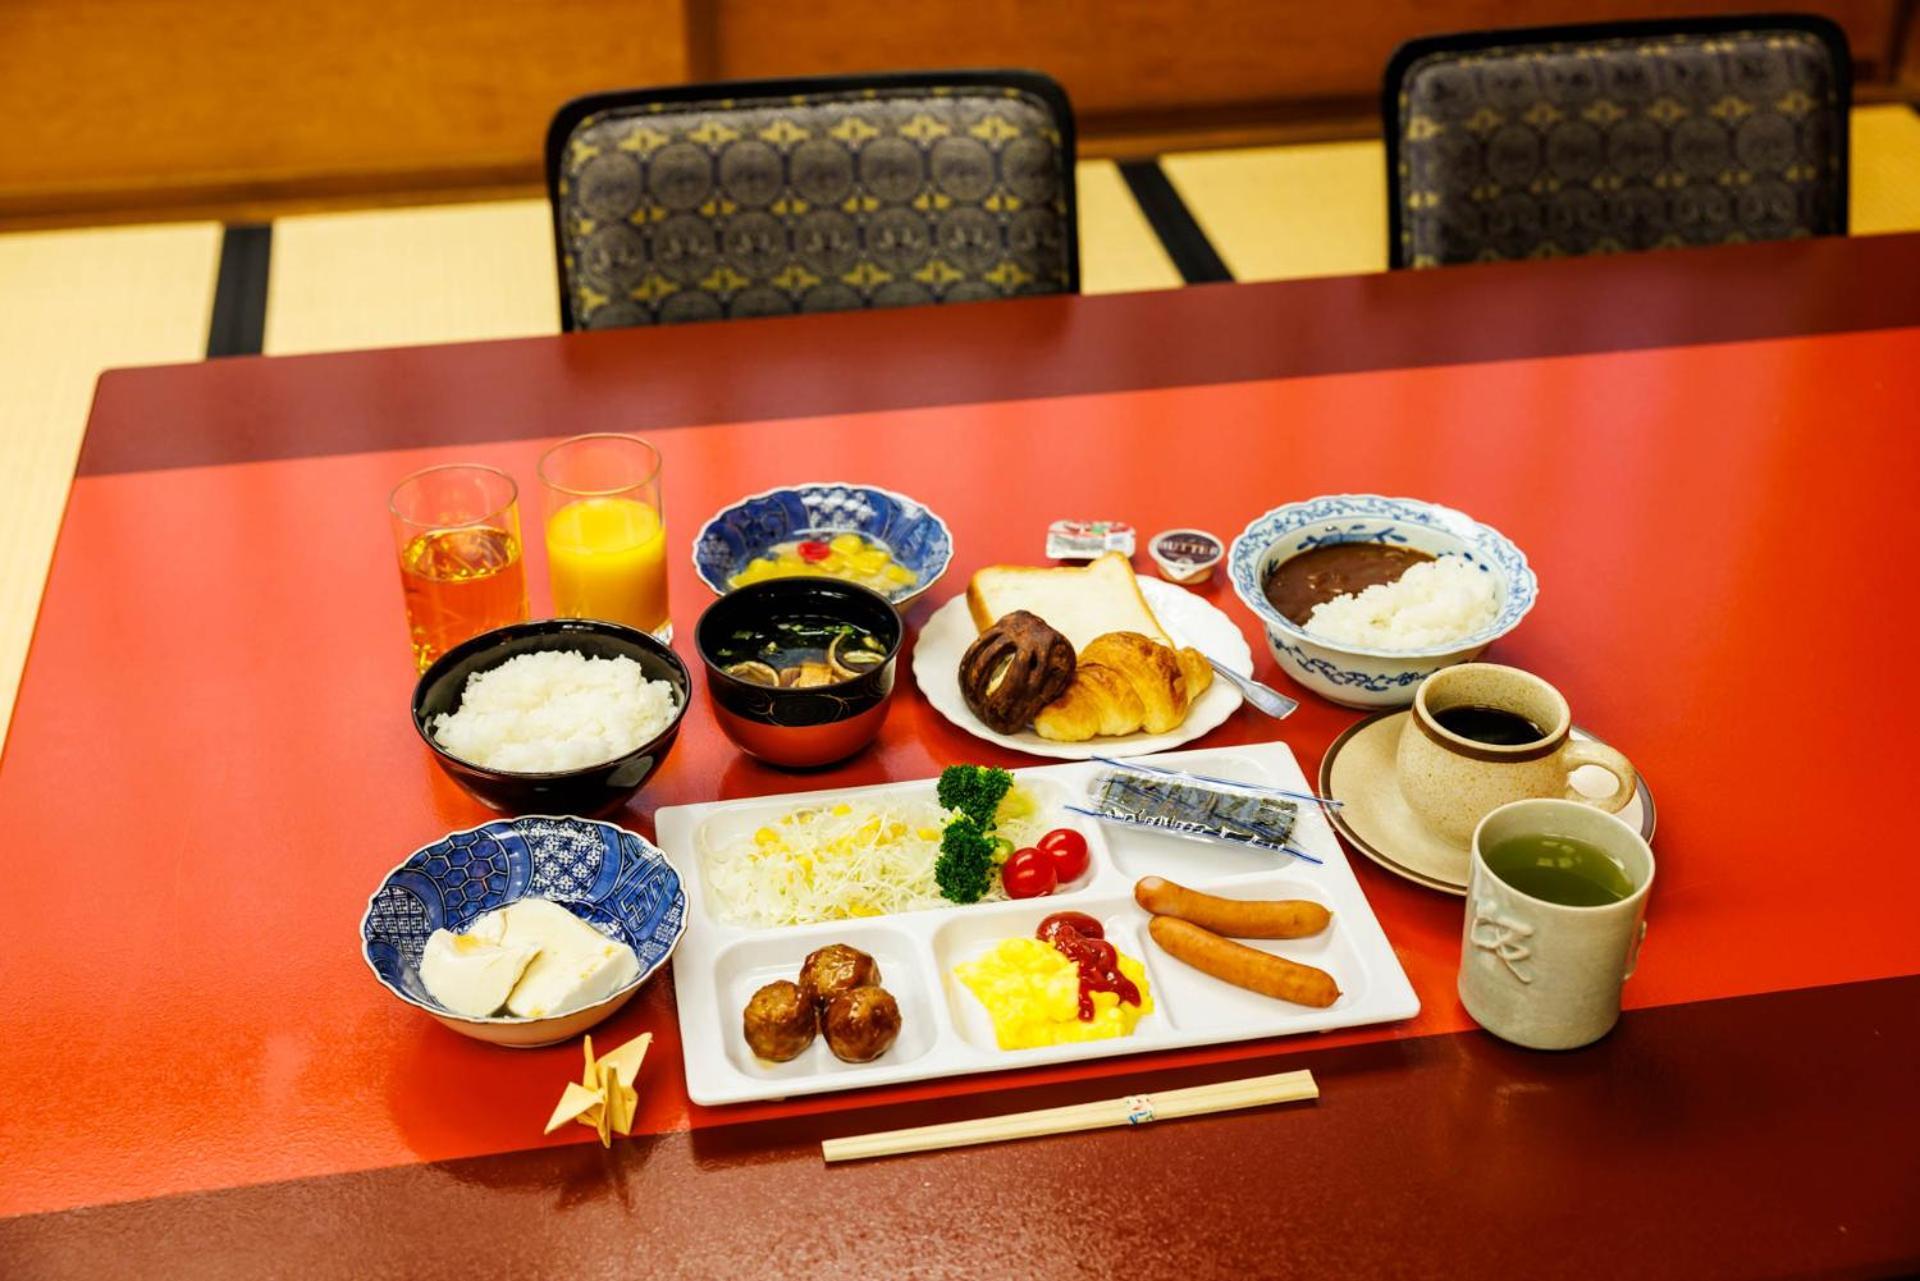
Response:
[711,617,890,689]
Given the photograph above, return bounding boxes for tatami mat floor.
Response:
[265,201,561,356]
[2,108,1918,737]
[1163,140,1387,281]
[1849,104,1920,234]
[260,160,1183,358]
[0,223,221,743]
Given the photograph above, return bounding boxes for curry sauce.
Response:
[1263,543,1434,624]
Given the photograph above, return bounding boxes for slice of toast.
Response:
[966,551,1171,652]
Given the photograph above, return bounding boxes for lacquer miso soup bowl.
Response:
[1228,495,1537,709]
[696,578,903,768]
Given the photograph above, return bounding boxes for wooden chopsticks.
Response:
[821,1068,1318,1163]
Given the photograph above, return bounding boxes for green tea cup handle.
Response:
[1559,740,1637,813]
[1624,920,1649,980]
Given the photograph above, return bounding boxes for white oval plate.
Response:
[911,576,1251,759]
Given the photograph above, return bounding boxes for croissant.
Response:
[1032,632,1213,742]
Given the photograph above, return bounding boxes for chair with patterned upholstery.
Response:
[544,70,1078,329]
[1383,15,1849,268]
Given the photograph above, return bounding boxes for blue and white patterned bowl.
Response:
[692,482,953,606]
[1228,495,1538,709]
[360,815,686,1047]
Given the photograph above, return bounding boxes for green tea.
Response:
[1483,833,1634,907]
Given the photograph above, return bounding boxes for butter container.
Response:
[1148,529,1223,584]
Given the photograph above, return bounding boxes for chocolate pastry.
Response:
[959,610,1077,734]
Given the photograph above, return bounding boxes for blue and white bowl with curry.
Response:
[1228,495,1537,709]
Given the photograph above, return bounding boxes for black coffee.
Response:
[1433,704,1545,746]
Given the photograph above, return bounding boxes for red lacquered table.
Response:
[4,235,1919,1280]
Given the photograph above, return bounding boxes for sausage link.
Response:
[1134,876,1332,939]
[1148,915,1341,1008]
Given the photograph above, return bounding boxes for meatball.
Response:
[798,944,880,1008]
[821,985,902,1063]
[742,979,817,1062]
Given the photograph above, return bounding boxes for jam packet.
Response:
[1046,520,1136,560]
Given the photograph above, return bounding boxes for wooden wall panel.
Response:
[0,0,689,221]
[1901,0,1920,90]
[0,0,1908,225]
[709,0,1903,128]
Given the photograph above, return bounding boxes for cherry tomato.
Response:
[796,540,832,563]
[1001,847,1057,899]
[1035,828,1089,882]
[1035,911,1103,945]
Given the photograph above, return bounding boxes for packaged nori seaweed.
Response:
[1074,763,1324,863]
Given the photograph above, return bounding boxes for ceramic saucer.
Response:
[1318,711,1656,896]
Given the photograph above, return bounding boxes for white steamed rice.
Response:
[1303,557,1499,650]
[431,650,679,773]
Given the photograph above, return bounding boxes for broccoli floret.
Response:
[935,816,996,904]
[937,765,1014,830]
[934,765,1016,902]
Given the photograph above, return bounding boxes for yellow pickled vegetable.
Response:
[726,533,918,596]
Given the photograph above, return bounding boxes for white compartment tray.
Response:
[656,742,1419,1106]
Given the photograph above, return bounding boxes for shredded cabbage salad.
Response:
[702,787,1047,927]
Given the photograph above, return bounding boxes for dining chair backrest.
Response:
[1383,15,1850,268]
[545,70,1078,330]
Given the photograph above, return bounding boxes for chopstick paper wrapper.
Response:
[821,1068,1317,1164]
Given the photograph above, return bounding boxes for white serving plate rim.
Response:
[911,575,1252,761]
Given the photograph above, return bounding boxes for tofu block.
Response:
[495,898,641,1019]
[419,924,540,1018]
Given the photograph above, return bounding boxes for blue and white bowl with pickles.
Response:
[360,815,686,1047]
[1228,495,1538,709]
[693,482,953,606]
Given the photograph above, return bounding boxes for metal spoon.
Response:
[1205,656,1299,720]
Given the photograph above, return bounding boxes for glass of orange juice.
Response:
[389,464,531,671]
[537,434,670,639]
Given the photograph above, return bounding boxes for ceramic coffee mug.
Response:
[1396,663,1636,846]
[1458,798,1654,1050]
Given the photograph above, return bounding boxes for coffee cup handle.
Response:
[1559,740,1637,814]
[1624,921,1648,980]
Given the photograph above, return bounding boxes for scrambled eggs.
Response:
[956,937,1154,1050]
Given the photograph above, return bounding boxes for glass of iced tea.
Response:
[537,434,670,640]
[389,463,531,671]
